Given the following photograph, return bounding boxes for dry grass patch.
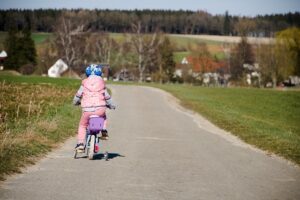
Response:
[37,120,58,133]
[0,79,80,180]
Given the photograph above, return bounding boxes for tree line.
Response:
[6,11,175,82]
[0,9,299,36]
[3,10,299,87]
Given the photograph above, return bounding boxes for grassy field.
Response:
[173,48,225,62]
[0,32,51,46]
[151,84,300,165]
[174,34,274,44]
[99,32,226,61]
[168,34,223,46]
[173,51,190,63]
[32,33,52,45]
[0,74,81,180]
[0,73,80,87]
[0,32,226,63]
[167,34,226,60]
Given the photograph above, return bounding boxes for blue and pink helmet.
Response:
[85,64,103,77]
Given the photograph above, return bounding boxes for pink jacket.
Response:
[81,76,106,108]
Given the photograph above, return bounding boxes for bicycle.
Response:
[73,115,109,160]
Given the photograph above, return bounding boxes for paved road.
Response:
[1,85,300,200]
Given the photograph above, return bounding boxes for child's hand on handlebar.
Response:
[73,96,81,106]
[107,104,116,110]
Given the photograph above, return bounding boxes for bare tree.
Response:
[222,42,232,74]
[36,40,57,74]
[85,32,136,73]
[54,12,89,73]
[256,43,279,87]
[234,18,256,36]
[130,21,163,82]
[85,32,116,64]
[230,37,255,81]
[188,42,211,73]
[256,39,294,87]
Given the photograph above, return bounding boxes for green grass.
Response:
[109,33,127,42]
[174,51,226,63]
[0,32,51,47]
[31,33,52,44]
[0,73,80,88]
[0,74,81,180]
[167,34,222,50]
[173,51,190,63]
[108,33,227,63]
[150,84,300,164]
[0,103,80,180]
[80,32,224,61]
[214,51,226,60]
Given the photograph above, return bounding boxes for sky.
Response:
[0,0,299,16]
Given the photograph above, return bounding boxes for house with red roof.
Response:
[175,55,230,85]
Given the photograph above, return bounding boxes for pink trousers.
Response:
[77,107,107,143]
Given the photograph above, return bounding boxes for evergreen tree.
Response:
[223,11,230,35]
[21,28,37,65]
[4,27,37,72]
[4,28,19,70]
[159,37,175,83]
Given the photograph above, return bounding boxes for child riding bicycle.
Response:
[73,64,115,151]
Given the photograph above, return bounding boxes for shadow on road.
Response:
[94,153,125,160]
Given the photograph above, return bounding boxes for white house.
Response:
[48,59,68,78]
[181,57,189,65]
[0,50,7,70]
[0,50,7,59]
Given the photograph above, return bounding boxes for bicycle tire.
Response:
[88,135,95,160]
[73,150,77,159]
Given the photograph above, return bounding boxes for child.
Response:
[73,64,115,150]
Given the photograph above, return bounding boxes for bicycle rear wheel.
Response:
[88,135,95,160]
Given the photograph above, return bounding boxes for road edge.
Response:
[142,85,300,169]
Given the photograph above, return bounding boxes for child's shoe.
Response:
[75,143,85,152]
[100,129,109,140]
